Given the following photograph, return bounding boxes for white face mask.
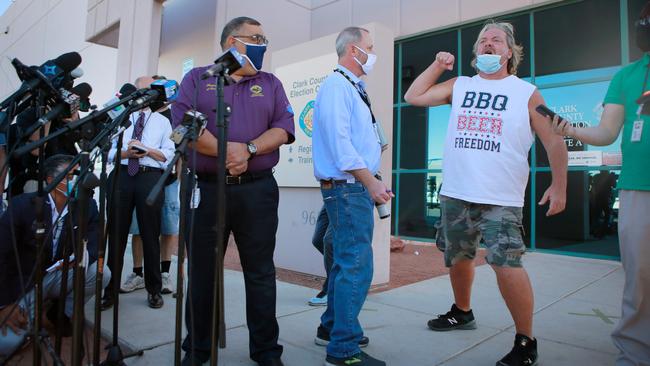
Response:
[353,45,377,75]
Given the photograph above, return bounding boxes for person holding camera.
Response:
[311,26,392,366]
[551,4,650,364]
[405,21,568,366]
[102,76,175,310]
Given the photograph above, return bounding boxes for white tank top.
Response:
[440,75,536,207]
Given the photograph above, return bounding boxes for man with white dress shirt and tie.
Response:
[102,76,175,310]
[312,26,393,366]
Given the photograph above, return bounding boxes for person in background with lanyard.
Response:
[552,3,650,364]
[312,26,393,366]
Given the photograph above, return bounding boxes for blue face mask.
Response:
[235,38,267,71]
[56,177,76,197]
[476,54,505,74]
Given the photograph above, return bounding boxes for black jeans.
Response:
[182,173,283,363]
[312,205,333,294]
[106,168,164,296]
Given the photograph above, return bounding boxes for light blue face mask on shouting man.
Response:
[476,54,505,74]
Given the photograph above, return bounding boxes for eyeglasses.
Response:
[232,34,269,45]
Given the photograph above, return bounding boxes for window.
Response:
[534,0,620,76]
[400,30,458,103]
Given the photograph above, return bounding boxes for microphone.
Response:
[170,110,208,144]
[132,79,179,108]
[1,52,82,110]
[33,82,92,126]
[70,67,84,79]
[200,47,246,79]
[13,52,82,89]
[105,83,137,120]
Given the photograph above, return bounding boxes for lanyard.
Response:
[334,69,376,125]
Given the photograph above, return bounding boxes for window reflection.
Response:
[535,171,620,258]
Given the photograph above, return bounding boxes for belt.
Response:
[139,166,163,173]
[319,179,357,189]
[197,169,273,185]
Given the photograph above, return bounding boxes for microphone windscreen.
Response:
[119,83,137,97]
[70,67,84,79]
[53,52,82,72]
[72,82,92,99]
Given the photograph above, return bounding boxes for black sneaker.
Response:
[325,351,385,366]
[315,325,369,348]
[427,304,477,331]
[148,292,164,309]
[496,334,538,366]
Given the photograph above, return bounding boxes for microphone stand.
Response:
[70,144,101,366]
[209,69,231,366]
[92,117,112,366]
[32,88,47,365]
[100,105,145,366]
[145,115,203,366]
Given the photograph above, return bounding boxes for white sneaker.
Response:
[308,291,328,306]
[161,272,174,294]
[120,273,145,293]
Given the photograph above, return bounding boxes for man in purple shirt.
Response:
[171,16,295,366]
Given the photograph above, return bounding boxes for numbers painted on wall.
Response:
[301,210,316,226]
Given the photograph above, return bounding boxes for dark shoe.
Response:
[427,303,477,331]
[315,325,369,348]
[325,351,385,366]
[181,353,206,366]
[496,334,538,366]
[148,293,164,309]
[100,295,114,311]
[258,358,284,366]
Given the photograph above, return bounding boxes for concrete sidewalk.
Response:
[87,251,623,365]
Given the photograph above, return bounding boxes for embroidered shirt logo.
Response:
[250,85,264,97]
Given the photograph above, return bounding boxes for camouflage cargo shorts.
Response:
[435,195,526,268]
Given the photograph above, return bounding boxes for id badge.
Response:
[631,119,644,142]
[190,183,201,209]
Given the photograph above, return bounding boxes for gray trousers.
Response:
[0,262,110,358]
[613,190,650,366]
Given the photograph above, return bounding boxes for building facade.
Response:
[0,0,634,264]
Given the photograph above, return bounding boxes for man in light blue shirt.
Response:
[311,26,392,366]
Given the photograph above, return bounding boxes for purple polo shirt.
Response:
[171,66,295,174]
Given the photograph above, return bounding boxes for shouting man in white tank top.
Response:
[405,21,568,366]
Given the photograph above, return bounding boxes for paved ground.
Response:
[82,250,622,366]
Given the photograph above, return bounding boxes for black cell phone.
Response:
[130,145,148,154]
[535,104,564,123]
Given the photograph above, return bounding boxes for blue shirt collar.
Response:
[336,64,365,89]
